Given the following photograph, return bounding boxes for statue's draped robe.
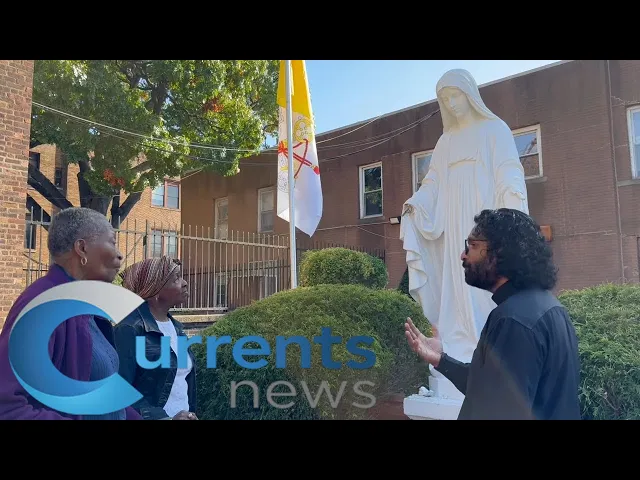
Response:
[400,118,529,364]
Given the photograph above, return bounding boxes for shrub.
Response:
[559,283,640,420]
[398,267,411,298]
[299,247,388,289]
[193,283,429,420]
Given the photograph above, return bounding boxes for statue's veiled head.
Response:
[435,69,499,132]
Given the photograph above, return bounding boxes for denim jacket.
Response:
[113,301,197,420]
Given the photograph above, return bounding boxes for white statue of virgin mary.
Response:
[400,69,529,394]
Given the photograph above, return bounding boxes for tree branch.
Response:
[131,161,151,173]
[77,159,113,215]
[110,194,121,228]
[114,191,143,224]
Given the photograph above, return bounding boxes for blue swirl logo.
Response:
[8,281,146,416]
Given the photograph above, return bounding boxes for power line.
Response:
[33,101,393,154]
[28,104,437,203]
[318,109,439,163]
[315,114,434,150]
[34,101,439,168]
[32,101,258,153]
[32,100,435,153]
[28,100,439,206]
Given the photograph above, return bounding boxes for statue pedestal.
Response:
[403,376,463,420]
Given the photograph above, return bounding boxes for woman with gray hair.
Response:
[0,207,142,420]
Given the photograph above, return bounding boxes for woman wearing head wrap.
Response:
[113,256,198,420]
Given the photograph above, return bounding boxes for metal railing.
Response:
[22,209,385,314]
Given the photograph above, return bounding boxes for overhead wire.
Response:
[32,100,437,153]
[33,100,439,168]
[33,101,392,153]
[28,100,440,203]
[32,101,258,153]
[314,114,431,150]
[315,114,385,145]
[318,108,439,162]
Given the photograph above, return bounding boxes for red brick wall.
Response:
[0,60,33,328]
[113,177,182,269]
[609,60,640,283]
[483,60,622,292]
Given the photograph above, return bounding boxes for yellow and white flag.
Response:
[276,60,322,237]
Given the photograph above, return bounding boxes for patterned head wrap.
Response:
[119,256,182,299]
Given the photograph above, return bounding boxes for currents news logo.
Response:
[7,281,145,415]
[7,281,378,416]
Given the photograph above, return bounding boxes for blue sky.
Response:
[301,60,560,135]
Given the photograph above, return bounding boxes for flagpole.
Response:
[285,60,297,289]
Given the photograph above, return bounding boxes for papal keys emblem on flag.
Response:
[276,60,323,238]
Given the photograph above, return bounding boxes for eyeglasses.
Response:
[464,238,489,254]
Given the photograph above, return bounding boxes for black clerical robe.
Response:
[435,282,582,420]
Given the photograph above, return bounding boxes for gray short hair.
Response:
[48,207,113,257]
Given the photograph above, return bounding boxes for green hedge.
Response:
[398,267,411,298]
[559,283,640,420]
[193,284,429,420]
[299,247,388,289]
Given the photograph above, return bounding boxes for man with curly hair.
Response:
[405,208,581,420]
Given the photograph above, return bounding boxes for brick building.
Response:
[24,144,182,280]
[180,59,640,294]
[0,60,33,326]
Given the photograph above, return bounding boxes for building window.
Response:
[54,166,66,190]
[627,106,640,178]
[258,187,275,233]
[151,185,164,207]
[215,197,229,240]
[151,180,180,209]
[359,162,383,218]
[28,152,40,171]
[150,230,163,257]
[166,232,178,258]
[167,183,179,209]
[24,211,36,250]
[412,150,433,193]
[215,275,227,307]
[513,125,542,179]
[150,230,178,258]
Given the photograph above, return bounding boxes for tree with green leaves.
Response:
[30,60,279,225]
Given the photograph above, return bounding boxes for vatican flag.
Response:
[276,60,323,237]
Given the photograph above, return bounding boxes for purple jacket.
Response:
[0,264,142,420]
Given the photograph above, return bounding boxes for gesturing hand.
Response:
[404,317,443,367]
[172,410,198,420]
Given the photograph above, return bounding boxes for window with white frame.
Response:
[166,231,178,258]
[360,162,383,218]
[150,230,163,257]
[151,180,180,209]
[512,125,542,178]
[258,187,275,233]
[215,197,228,240]
[412,150,433,193]
[150,230,178,258]
[627,106,640,178]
